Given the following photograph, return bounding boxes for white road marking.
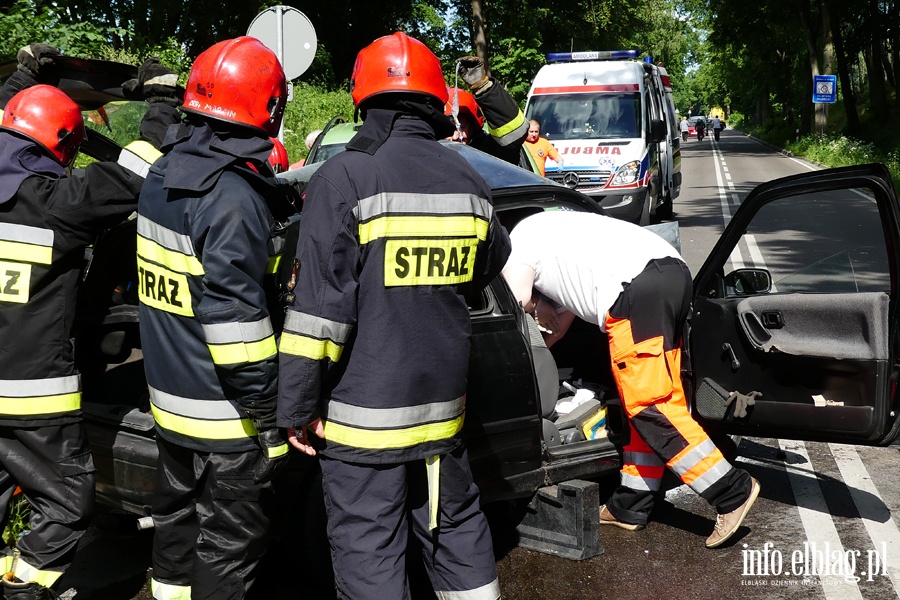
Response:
[779,439,864,599]
[829,443,900,590]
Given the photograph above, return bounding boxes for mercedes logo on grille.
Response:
[562,172,579,189]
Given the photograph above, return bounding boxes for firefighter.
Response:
[0,46,180,599]
[502,211,760,549]
[449,55,529,167]
[278,32,510,599]
[136,37,293,600]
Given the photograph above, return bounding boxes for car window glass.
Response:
[728,186,890,294]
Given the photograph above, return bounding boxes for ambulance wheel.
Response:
[656,194,673,221]
[638,195,651,226]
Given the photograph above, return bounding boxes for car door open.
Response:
[688,164,900,445]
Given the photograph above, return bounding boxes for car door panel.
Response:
[689,164,900,445]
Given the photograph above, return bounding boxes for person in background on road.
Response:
[448,55,530,167]
[710,115,723,141]
[0,45,179,599]
[279,31,510,599]
[524,119,563,176]
[695,117,706,141]
[679,116,690,141]
[137,37,294,600]
[502,211,760,549]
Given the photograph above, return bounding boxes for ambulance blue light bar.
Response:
[546,50,639,62]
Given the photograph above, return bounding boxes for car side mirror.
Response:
[724,268,772,295]
[650,119,666,143]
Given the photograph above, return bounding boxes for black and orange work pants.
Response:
[603,257,752,526]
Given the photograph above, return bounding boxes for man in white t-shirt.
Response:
[502,211,759,548]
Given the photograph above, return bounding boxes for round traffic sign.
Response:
[247,6,317,80]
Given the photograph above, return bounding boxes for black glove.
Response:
[17,44,61,79]
[244,396,290,484]
[455,56,492,95]
[725,390,761,419]
[123,57,181,105]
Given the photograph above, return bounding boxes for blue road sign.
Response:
[813,75,837,103]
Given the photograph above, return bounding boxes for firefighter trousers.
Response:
[0,422,95,588]
[604,257,752,526]
[149,438,275,600]
[320,444,500,600]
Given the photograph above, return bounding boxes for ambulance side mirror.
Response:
[650,119,667,143]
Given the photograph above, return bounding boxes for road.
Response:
[55,128,900,599]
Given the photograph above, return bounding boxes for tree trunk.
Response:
[828,1,860,132]
[796,1,827,133]
[867,0,888,116]
[471,0,489,76]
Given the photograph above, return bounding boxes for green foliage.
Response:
[0,0,126,60]
[2,495,30,547]
[489,37,545,104]
[96,39,192,82]
[283,83,355,161]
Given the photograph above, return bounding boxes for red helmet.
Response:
[268,137,289,173]
[0,85,85,166]
[182,37,287,136]
[444,87,485,128]
[351,32,448,108]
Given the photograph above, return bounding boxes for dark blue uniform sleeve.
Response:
[471,211,511,291]
[277,172,359,429]
[192,185,279,405]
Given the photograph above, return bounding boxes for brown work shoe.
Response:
[706,477,761,548]
[599,504,644,531]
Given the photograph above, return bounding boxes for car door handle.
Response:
[761,310,784,329]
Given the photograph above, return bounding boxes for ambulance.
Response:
[525,50,681,223]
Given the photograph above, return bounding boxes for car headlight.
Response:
[610,161,640,186]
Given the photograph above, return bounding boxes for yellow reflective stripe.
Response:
[208,335,277,365]
[150,404,258,440]
[12,556,63,587]
[384,238,478,287]
[266,254,282,275]
[0,393,81,415]
[0,239,51,265]
[137,236,204,276]
[488,109,526,139]
[151,578,192,600]
[279,332,343,362]
[0,555,11,572]
[267,443,289,459]
[426,455,440,531]
[358,215,489,245]
[323,414,464,450]
[124,140,163,164]
[137,257,193,317]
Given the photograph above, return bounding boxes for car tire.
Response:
[637,194,651,226]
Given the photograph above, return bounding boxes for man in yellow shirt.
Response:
[524,119,563,176]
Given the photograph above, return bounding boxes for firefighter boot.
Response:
[1,577,60,600]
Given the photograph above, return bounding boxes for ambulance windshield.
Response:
[526,93,640,140]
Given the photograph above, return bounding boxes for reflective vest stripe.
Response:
[119,141,163,178]
[0,375,80,396]
[266,254,282,275]
[0,393,81,415]
[426,455,440,530]
[623,450,664,467]
[0,223,53,265]
[202,318,274,344]
[149,387,258,441]
[323,414,465,450]
[683,456,731,495]
[279,332,343,362]
[151,578,192,600]
[136,236,204,276]
[208,336,277,365]
[358,215,489,245]
[137,216,197,259]
[488,109,528,146]
[151,403,257,440]
[669,438,718,479]
[267,443,289,458]
[284,311,353,342]
[435,578,501,600]
[6,555,63,587]
[327,396,465,429]
[354,192,494,223]
[620,467,661,492]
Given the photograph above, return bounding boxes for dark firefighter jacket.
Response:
[0,102,176,427]
[470,78,529,167]
[277,109,512,464]
[137,122,289,453]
